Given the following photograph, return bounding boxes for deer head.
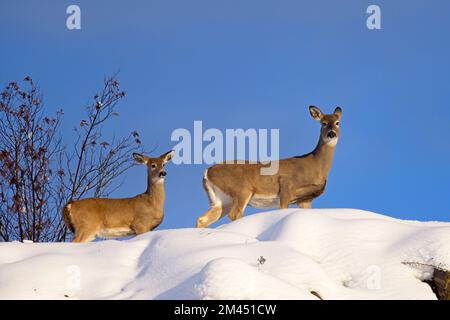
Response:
[133,150,175,183]
[309,106,342,146]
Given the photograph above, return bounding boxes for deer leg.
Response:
[228,194,251,221]
[298,200,312,209]
[132,223,150,235]
[279,187,293,209]
[196,205,223,228]
[72,229,97,243]
[149,219,163,231]
[198,177,233,228]
[279,178,296,209]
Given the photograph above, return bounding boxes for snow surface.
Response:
[0,208,449,300]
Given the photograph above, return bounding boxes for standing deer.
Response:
[196,106,342,228]
[63,150,174,242]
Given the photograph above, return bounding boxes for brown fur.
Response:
[63,204,75,233]
[196,106,342,227]
[63,150,174,242]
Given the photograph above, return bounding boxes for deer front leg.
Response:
[73,229,97,243]
[297,200,312,209]
[279,180,294,209]
[279,191,291,209]
[132,222,150,235]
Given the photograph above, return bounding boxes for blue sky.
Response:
[1,0,449,229]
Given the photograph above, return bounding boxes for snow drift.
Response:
[0,208,449,300]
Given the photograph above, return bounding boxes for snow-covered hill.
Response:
[0,209,449,300]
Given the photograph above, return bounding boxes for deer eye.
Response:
[322,122,327,127]
[336,121,340,127]
[151,164,156,168]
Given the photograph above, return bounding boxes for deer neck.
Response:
[311,138,337,179]
[145,176,165,199]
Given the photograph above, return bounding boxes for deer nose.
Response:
[327,131,337,139]
[159,171,167,177]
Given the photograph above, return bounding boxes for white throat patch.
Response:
[324,137,338,147]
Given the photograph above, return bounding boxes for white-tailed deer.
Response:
[63,150,174,242]
[196,106,342,228]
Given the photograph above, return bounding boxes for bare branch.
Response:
[0,74,144,242]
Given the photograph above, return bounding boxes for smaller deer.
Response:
[62,150,174,242]
[196,106,342,228]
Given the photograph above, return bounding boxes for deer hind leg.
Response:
[197,205,223,228]
[228,193,252,222]
[197,175,232,228]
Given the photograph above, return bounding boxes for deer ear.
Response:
[161,150,175,163]
[334,107,342,119]
[309,106,323,121]
[133,153,147,164]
